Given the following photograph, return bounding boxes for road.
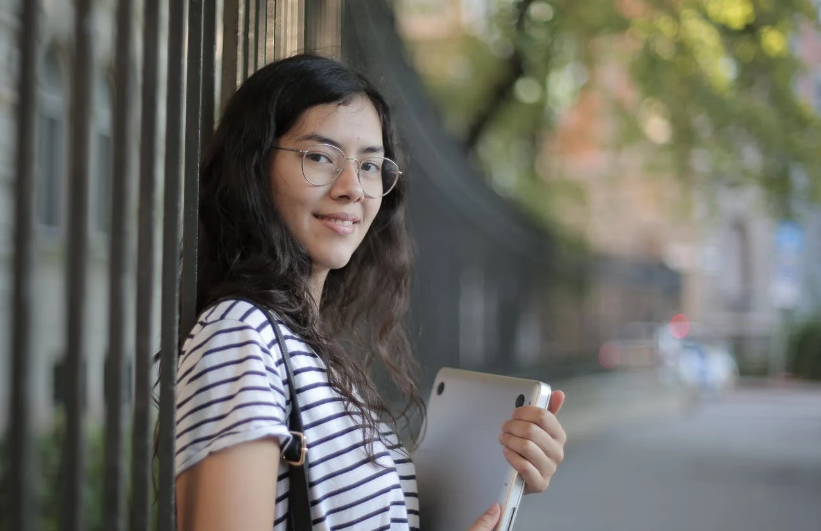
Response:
[515,385,821,531]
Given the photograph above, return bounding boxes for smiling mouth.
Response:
[314,214,360,233]
[320,218,355,227]
[314,214,360,226]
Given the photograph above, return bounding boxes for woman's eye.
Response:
[361,161,381,174]
[306,152,333,164]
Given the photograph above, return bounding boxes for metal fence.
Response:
[6,1,341,530]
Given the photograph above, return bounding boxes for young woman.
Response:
[174,54,567,531]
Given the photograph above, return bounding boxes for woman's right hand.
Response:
[467,503,502,531]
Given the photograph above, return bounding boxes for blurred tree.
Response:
[403,0,821,222]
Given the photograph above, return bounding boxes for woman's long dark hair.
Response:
[195,54,424,455]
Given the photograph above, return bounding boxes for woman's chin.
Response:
[313,253,355,273]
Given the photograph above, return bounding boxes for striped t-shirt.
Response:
[175,299,419,530]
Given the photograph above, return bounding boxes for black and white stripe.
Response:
[175,299,419,531]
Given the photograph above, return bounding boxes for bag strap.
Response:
[260,307,313,531]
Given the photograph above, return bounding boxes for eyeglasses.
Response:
[272,143,402,198]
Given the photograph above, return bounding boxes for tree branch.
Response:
[465,0,535,149]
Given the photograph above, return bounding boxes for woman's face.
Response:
[270,96,384,278]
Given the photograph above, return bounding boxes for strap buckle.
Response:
[284,431,307,466]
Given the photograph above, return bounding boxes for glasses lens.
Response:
[302,144,344,185]
[360,157,399,197]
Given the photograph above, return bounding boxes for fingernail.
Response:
[486,503,500,516]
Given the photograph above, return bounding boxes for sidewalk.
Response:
[548,370,693,445]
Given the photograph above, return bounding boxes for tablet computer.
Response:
[413,368,552,531]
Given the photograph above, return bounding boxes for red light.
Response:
[669,314,690,339]
[599,342,621,369]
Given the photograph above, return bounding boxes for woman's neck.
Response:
[310,269,328,307]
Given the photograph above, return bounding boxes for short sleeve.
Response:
[174,317,293,476]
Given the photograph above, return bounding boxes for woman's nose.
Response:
[329,159,365,202]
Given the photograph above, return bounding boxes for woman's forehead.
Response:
[288,98,383,147]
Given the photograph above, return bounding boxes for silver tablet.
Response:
[413,368,552,531]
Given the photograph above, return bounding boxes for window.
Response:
[95,76,113,234]
[37,49,65,229]
[722,220,753,309]
[52,357,87,409]
[37,115,62,226]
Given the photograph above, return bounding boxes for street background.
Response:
[517,375,821,531]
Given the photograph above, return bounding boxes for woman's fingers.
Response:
[506,406,567,446]
[499,419,564,465]
[466,504,501,531]
[548,390,566,414]
[498,403,568,494]
[501,445,555,493]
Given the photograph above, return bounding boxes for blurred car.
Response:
[599,321,663,370]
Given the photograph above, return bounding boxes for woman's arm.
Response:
[176,438,281,531]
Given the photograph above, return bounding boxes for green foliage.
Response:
[0,414,105,531]
[0,414,157,531]
[404,0,821,223]
[627,0,821,212]
[787,313,821,380]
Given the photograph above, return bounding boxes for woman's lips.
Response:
[314,214,358,235]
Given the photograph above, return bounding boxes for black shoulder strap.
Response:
[261,307,313,531]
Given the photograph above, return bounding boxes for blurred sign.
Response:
[770,220,804,309]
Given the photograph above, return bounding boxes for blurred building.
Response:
[556,39,821,371]
[668,20,821,370]
[0,0,129,430]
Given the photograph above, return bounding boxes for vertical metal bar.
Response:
[297,0,305,54]
[242,0,252,79]
[266,0,276,61]
[103,0,135,530]
[304,0,318,52]
[249,0,257,72]
[275,0,285,59]
[251,0,260,70]
[63,0,94,529]
[158,0,188,529]
[328,0,341,58]
[8,1,39,529]
[201,0,218,152]
[180,0,205,353]
[257,0,267,67]
[131,0,160,528]
[220,0,240,111]
[317,0,327,51]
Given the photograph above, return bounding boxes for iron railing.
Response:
[6,1,342,529]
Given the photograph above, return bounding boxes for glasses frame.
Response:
[272,143,402,198]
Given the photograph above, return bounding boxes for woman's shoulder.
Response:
[188,298,287,339]
[199,298,272,327]
[187,298,319,362]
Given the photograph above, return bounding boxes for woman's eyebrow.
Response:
[297,133,384,155]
